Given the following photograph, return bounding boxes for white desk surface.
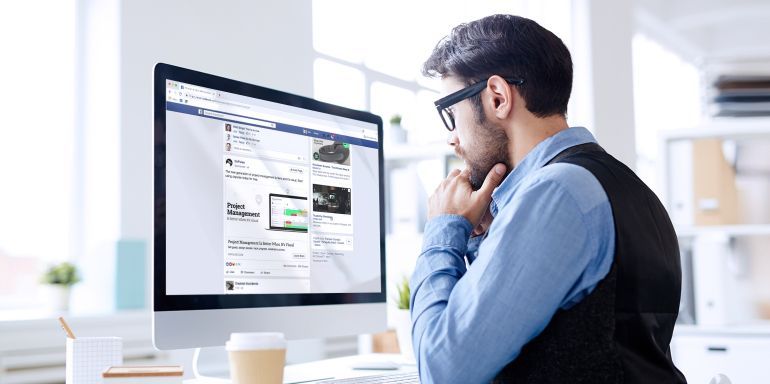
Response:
[184,353,418,384]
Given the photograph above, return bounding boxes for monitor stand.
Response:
[186,347,336,384]
[187,347,230,383]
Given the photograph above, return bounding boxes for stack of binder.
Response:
[711,75,770,117]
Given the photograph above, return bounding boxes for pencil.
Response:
[58,316,76,339]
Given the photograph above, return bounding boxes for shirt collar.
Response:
[489,126,597,216]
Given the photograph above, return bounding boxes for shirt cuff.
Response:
[422,214,473,253]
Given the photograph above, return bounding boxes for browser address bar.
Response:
[362,129,378,141]
[203,110,276,128]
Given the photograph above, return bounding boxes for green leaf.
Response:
[392,275,410,310]
[40,262,81,286]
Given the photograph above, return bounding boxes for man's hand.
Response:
[427,163,507,228]
[472,207,493,237]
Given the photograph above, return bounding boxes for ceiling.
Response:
[634,0,770,66]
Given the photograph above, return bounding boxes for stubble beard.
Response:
[458,119,510,190]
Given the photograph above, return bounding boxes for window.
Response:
[313,59,367,111]
[0,0,76,311]
[632,33,701,192]
[0,0,120,315]
[312,0,573,144]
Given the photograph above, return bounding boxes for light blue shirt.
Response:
[409,127,616,383]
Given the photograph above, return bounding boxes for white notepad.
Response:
[66,337,123,384]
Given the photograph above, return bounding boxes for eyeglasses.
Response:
[434,77,524,131]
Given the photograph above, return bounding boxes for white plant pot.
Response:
[42,285,71,312]
[393,309,415,363]
[388,123,408,144]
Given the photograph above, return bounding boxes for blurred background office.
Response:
[2,0,770,383]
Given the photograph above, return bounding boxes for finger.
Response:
[447,168,471,189]
[439,172,454,189]
[441,169,461,190]
[456,168,471,183]
[434,179,445,194]
[477,163,507,197]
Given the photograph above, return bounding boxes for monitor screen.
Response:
[268,194,309,232]
[154,64,385,311]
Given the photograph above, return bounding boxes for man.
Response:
[409,14,686,383]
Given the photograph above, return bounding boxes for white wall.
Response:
[120,0,315,241]
[119,0,322,367]
[570,0,637,168]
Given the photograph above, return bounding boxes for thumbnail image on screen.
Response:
[268,194,309,232]
[312,184,351,215]
[312,139,351,166]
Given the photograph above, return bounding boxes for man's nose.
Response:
[447,130,459,147]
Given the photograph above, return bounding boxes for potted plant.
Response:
[392,275,415,362]
[40,262,81,312]
[388,114,408,144]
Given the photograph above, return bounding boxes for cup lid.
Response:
[225,332,286,351]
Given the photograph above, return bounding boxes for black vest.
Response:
[493,143,687,384]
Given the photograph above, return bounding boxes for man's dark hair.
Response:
[423,14,572,119]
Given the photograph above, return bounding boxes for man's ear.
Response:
[483,75,514,120]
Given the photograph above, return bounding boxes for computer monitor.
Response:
[152,63,386,350]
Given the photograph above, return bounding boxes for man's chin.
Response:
[468,167,487,191]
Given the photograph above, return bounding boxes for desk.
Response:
[184,353,417,384]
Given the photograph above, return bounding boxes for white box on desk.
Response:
[66,337,123,384]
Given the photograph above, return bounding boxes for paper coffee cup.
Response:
[226,332,287,384]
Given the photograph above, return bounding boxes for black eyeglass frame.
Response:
[434,77,524,131]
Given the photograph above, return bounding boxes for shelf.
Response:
[660,117,770,141]
[674,321,770,337]
[675,224,770,238]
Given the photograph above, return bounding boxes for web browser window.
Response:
[164,80,381,295]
